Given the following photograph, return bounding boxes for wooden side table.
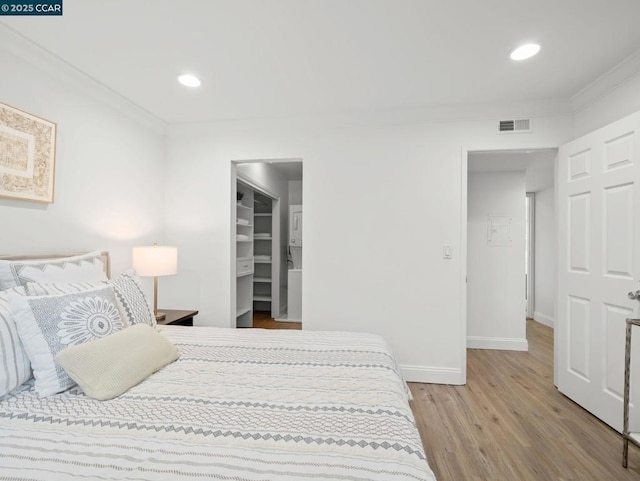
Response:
[156,309,199,326]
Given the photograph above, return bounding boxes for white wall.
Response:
[533,186,555,327]
[0,42,165,277]
[164,112,573,383]
[289,180,303,205]
[467,171,527,350]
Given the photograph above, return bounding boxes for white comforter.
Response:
[0,326,436,480]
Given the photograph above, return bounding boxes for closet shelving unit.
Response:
[253,192,273,313]
[235,184,254,327]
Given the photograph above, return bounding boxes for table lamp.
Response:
[132,243,178,321]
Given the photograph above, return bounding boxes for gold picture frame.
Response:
[0,101,57,204]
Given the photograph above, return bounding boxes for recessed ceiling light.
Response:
[178,74,201,88]
[510,43,541,61]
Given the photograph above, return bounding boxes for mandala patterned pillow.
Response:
[26,270,156,327]
[9,284,126,397]
[0,251,107,290]
[0,287,31,398]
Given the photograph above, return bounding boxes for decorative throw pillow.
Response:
[9,285,126,397]
[25,281,103,297]
[0,287,31,398]
[109,270,156,327]
[55,324,179,400]
[26,270,155,327]
[0,251,107,290]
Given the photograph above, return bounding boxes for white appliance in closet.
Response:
[288,205,302,321]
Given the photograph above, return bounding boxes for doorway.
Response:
[231,159,303,330]
[465,149,556,352]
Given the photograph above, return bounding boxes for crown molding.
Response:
[168,97,573,136]
[0,23,167,134]
[571,48,640,113]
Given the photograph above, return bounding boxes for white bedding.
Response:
[0,326,436,480]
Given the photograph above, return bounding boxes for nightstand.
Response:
[156,309,199,326]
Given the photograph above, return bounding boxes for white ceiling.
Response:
[3,0,640,123]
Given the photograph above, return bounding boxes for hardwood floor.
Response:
[251,311,301,330]
[409,319,640,481]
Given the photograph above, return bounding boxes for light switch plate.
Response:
[443,245,453,259]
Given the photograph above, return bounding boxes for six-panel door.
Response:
[557,111,640,432]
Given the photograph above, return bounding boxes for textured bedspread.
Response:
[0,326,435,480]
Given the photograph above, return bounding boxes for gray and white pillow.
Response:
[25,281,102,297]
[109,270,156,327]
[0,251,107,290]
[0,287,31,398]
[9,284,126,397]
[26,270,156,327]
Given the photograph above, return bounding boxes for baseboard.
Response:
[467,336,529,351]
[533,311,554,328]
[400,365,464,385]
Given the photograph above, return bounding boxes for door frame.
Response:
[526,192,536,319]
[460,146,559,384]
[230,158,303,326]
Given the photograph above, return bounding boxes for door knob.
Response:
[629,290,640,300]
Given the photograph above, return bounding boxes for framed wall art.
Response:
[0,102,57,203]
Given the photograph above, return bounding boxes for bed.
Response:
[0,252,436,481]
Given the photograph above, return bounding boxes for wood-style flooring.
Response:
[409,319,640,480]
[251,311,301,330]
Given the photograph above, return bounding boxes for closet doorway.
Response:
[231,159,303,330]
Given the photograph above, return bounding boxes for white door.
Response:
[557,111,640,431]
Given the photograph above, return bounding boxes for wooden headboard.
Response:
[0,251,111,279]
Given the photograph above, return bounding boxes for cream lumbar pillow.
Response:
[55,324,179,401]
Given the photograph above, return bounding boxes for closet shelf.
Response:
[254,259,272,264]
[236,239,252,243]
[253,295,272,302]
[236,203,252,211]
[254,236,272,240]
[253,277,272,283]
[236,222,253,227]
[254,213,272,217]
[236,307,251,317]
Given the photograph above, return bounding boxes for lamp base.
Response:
[155,312,166,321]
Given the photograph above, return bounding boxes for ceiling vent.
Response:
[498,118,532,134]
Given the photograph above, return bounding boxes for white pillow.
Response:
[55,324,179,401]
[26,271,156,327]
[0,287,31,398]
[0,251,107,290]
[25,281,103,297]
[9,284,126,397]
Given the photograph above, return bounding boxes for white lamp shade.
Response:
[132,245,178,277]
